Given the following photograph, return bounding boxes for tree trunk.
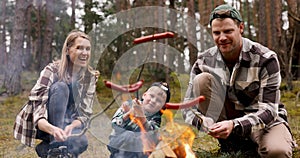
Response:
[71,0,76,30]
[245,0,252,39]
[265,0,272,48]
[0,0,7,73]
[187,0,198,69]
[257,0,267,46]
[84,0,93,33]
[23,2,33,70]
[39,0,55,70]
[168,0,178,72]
[252,0,259,42]
[4,0,29,95]
[285,0,299,86]
[35,1,43,71]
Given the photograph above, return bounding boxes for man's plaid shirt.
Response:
[182,38,288,137]
[13,62,98,147]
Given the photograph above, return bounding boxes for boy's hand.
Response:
[122,101,131,113]
[132,99,146,124]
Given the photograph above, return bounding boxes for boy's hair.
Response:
[150,82,171,103]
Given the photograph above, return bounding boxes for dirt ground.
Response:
[0,110,112,158]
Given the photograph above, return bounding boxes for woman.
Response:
[13,30,99,157]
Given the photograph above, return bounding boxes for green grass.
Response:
[1,71,300,157]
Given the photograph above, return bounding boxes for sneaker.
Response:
[47,146,74,158]
[35,141,49,158]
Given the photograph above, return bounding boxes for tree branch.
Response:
[288,10,300,22]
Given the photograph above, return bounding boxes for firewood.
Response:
[149,141,177,158]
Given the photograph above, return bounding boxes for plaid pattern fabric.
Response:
[13,62,98,147]
[182,38,288,137]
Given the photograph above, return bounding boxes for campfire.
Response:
[127,96,205,157]
[149,109,196,158]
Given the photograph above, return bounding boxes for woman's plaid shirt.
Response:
[13,62,98,147]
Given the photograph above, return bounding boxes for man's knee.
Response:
[193,72,213,86]
[256,124,294,158]
[258,145,292,158]
[193,72,214,97]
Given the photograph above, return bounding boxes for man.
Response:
[182,4,296,157]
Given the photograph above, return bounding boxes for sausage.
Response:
[165,96,205,110]
[133,32,175,44]
[121,80,144,89]
[104,80,144,93]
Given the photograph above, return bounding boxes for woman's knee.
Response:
[50,81,69,91]
[49,81,69,97]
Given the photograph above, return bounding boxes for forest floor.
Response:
[0,71,300,158]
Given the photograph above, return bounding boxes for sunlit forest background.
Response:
[0,0,300,157]
[0,0,299,96]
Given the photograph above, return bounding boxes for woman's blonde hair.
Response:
[56,30,99,82]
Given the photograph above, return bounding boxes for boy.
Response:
[107,82,170,158]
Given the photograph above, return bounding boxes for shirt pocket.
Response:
[234,81,260,106]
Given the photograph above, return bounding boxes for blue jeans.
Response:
[36,81,88,156]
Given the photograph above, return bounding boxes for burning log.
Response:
[149,141,177,158]
[149,109,197,158]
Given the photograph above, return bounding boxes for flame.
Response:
[160,109,196,158]
[129,112,156,154]
[129,113,146,132]
[184,144,196,158]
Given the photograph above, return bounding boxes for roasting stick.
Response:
[133,32,175,98]
[70,32,175,137]
[69,80,144,137]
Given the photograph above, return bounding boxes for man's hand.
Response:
[208,120,234,139]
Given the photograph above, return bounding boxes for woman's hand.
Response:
[64,120,82,137]
[52,126,68,142]
[208,120,234,139]
[37,118,67,142]
[64,125,74,137]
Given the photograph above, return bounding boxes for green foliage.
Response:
[1,71,300,157]
[82,1,104,33]
[281,91,296,102]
